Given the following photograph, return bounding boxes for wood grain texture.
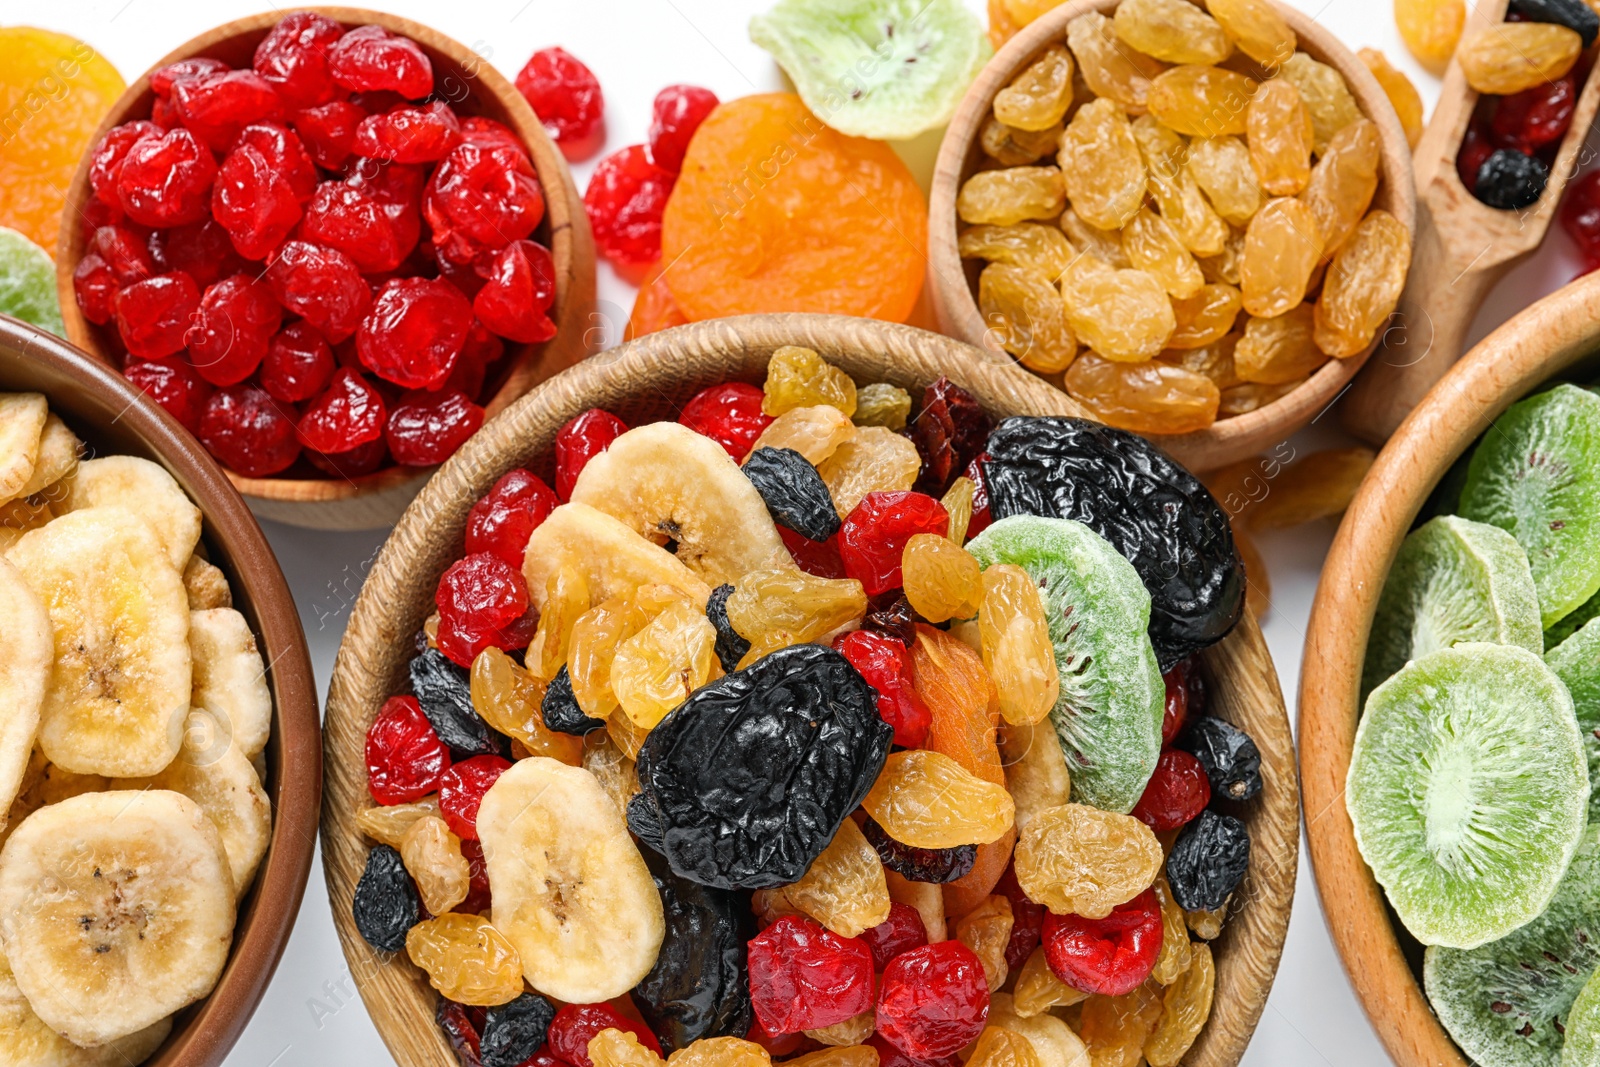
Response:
[53,7,598,531]
[322,313,1297,1067]
[926,0,1417,473]
[1302,271,1600,1067]
[1341,0,1600,443]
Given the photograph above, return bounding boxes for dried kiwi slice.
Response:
[967,514,1164,814]
[1348,644,1589,949]
[1425,829,1600,1067]
[748,0,991,140]
[1362,516,1542,699]
[1548,588,1600,651]
[1459,384,1600,630]
[1564,964,1600,1067]
[1549,617,1600,820]
[0,227,64,338]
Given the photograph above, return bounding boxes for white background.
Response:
[1,0,1593,1063]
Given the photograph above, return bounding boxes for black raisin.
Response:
[353,845,419,953]
[1474,149,1548,210]
[480,993,555,1067]
[707,584,751,674]
[982,416,1243,670]
[629,643,892,889]
[862,591,918,647]
[862,817,977,883]
[410,649,508,758]
[541,665,606,735]
[910,376,992,496]
[633,847,755,1052]
[1177,715,1262,801]
[438,999,484,1067]
[743,447,842,542]
[1166,809,1250,912]
[1509,0,1599,44]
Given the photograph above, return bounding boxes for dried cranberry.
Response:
[149,57,231,99]
[386,389,484,467]
[1561,168,1600,267]
[425,142,545,266]
[72,255,118,325]
[236,122,319,202]
[187,274,283,386]
[88,121,161,207]
[832,629,931,748]
[199,383,302,476]
[116,128,217,228]
[465,469,558,569]
[298,367,387,453]
[963,453,991,540]
[125,356,213,431]
[261,321,336,402]
[677,382,771,460]
[862,590,918,646]
[779,527,848,580]
[439,999,485,1066]
[995,865,1045,972]
[1457,119,1494,193]
[212,144,303,261]
[299,181,404,273]
[647,85,719,173]
[748,915,875,1035]
[438,754,513,840]
[1040,888,1163,997]
[366,693,451,805]
[306,437,389,478]
[859,902,930,971]
[875,941,989,1059]
[253,11,344,109]
[355,100,461,163]
[868,1034,962,1067]
[292,100,365,168]
[1161,660,1192,746]
[170,69,285,151]
[554,408,627,501]
[910,377,991,497]
[116,272,201,360]
[583,145,673,282]
[149,218,242,288]
[473,240,557,344]
[357,278,472,389]
[1491,73,1577,152]
[1130,749,1211,832]
[546,1004,661,1067]
[267,240,372,343]
[327,24,433,99]
[839,492,950,596]
[91,224,156,285]
[459,116,527,158]
[514,47,604,161]
[459,837,492,914]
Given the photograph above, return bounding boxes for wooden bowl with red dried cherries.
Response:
[55,7,597,531]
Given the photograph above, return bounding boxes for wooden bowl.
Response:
[926,0,1417,472]
[0,315,320,1067]
[1300,272,1600,1067]
[54,7,598,531]
[321,313,1299,1067]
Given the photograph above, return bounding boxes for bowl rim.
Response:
[1298,271,1600,1067]
[52,5,598,516]
[925,0,1418,472]
[320,312,1298,1067]
[0,312,321,1067]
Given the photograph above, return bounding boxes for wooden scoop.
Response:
[1340,0,1600,444]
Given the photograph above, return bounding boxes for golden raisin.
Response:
[583,732,640,818]
[1079,983,1164,1067]
[1122,208,1205,298]
[1359,48,1424,148]
[1059,99,1148,231]
[818,425,922,516]
[1219,380,1300,416]
[1149,875,1194,985]
[956,894,1016,991]
[1061,260,1176,362]
[400,814,472,915]
[1279,53,1362,154]
[611,598,718,728]
[862,750,1016,849]
[1394,0,1465,74]
[1013,945,1088,1017]
[1187,136,1262,226]
[1013,803,1164,919]
[1207,0,1296,66]
[1247,79,1314,196]
[668,1037,772,1067]
[1144,945,1216,1067]
[607,709,653,760]
[999,718,1072,832]
[967,1024,1041,1067]
[943,477,977,547]
[978,564,1060,726]
[783,818,890,938]
[1461,23,1582,94]
[1197,227,1246,286]
[852,383,912,430]
[804,1011,876,1048]
[960,223,1075,281]
[1131,117,1230,259]
[1065,352,1220,434]
[1240,197,1324,319]
[1168,284,1242,349]
[958,167,1067,226]
[991,0,1024,49]
[903,533,984,623]
[1245,447,1375,529]
[357,795,440,848]
[978,263,1078,374]
[1234,304,1327,384]
[887,869,948,943]
[1159,333,1241,390]
[1147,66,1257,138]
[763,346,858,418]
[1060,209,1131,268]
[1314,209,1410,357]
[472,646,584,764]
[591,1029,668,1067]
[1067,12,1166,111]
[405,912,524,1006]
[1113,0,1231,65]
[747,405,855,465]
[726,566,867,649]
[568,597,651,719]
[995,44,1076,131]
[982,117,1064,166]
[1301,118,1380,259]
[784,1047,877,1067]
[1187,899,1228,940]
[530,565,590,681]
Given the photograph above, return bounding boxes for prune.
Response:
[744,447,842,542]
[628,643,892,889]
[1473,149,1548,210]
[982,417,1243,669]
[481,994,556,1067]
[862,591,918,647]
[863,817,977,884]
[438,999,485,1067]
[633,847,755,1053]
[1166,809,1251,912]
[1176,715,1262,801]
[411,649,509,758]
[541,665,607,736]
[1510,0,1599,45]
[353,844,420,953]
[706,584,752,674]
[910,377,992,497]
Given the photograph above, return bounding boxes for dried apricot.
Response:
[911,625,1004,785]
[1314,210,1410,357]
[627,260,690,340]
[1064,352,1220,434]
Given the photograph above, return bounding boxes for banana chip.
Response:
[0,558,49,831]
[523,503,710,612]
[0,394,47,504]
[183,555,232,610]
[61,457,202,571]
[0,937,172,1066]
[15,414,81,502]
[189,609,271,760]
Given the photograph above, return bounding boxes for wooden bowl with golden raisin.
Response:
[928,0,1417,472]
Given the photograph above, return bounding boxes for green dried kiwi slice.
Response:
[0,227,63,338]
[1362,515,1543,700]
[1548,617,1600,820]
[1424,829,1600,1067]
[1548,588,1600,651]
[1348,643,1589,949]
[967,514,1163,814]
[1459,384,1600,630]
[748,0,991,140]
[1563,963,1600,1067]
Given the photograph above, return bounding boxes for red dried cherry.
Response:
[125,356,213,432]
[465,469,559,569]
[150,97,179,130]
[366,694,451,805]
[677,382,771,460]
[199,384,302,477]
[327,25,433,99]
[1491,73,1577,153]
[343,158,425,260]
[79,196,124,238]
[88,121,161,208]
[149,57,230,99]
[554,408,627,501]
[438,999,484,1063]
[149,218,242,289]
[300,180,404,273]
[515,47,605,161]
[473,240,557,344]
[438,754,513,840]
[116,128,217,228]
[839,492,951,596]
[875,941,990,1059]
[306,437,389,479]
[1561,168,1600,268]
[213,143,303,260]
[298,367,387,453]
[859,902,930,971]
[547,1004,661,1067]
[355,101,461,163]
[446,319,501,399]
[253,11,344,109]
[1130,749,1211,832]
[292,100,365,169]
[116,272,201,360]
[261,321,336,402]
[833,629,931,748]
[780,527,848,581]
[748,1016,806,1059]
[72,255,118,325]
[169,69,285,151]
[995,865,1045,972]
[1457,119,1494,194]
[236,122,319,202]
[459,116,527,158]
[187,274,283,386]
[358,277,473,389]
[1161,659,1192,745]
[425,141,545,266]
[385,389,485,467]
[1040,887,1164,996]
[748,915,876,1035]
[583,145,673,283]
[647,85,719,173]
[267,240,372,343]
[91,224,156,286]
